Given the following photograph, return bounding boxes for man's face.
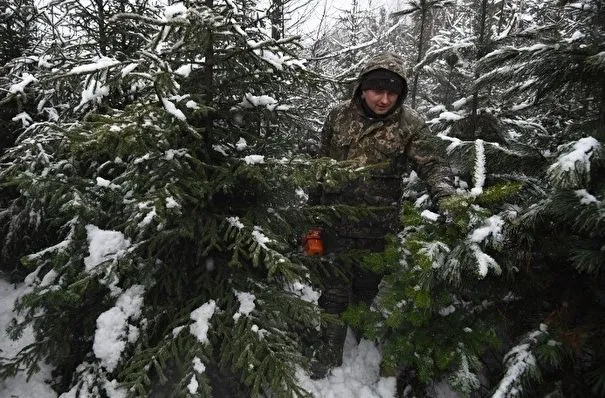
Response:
[361,89,399,115]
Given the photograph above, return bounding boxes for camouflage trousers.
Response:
[312,209,396,378]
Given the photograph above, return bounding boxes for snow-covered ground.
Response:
[0,278,57,398]
[0,277,396,397]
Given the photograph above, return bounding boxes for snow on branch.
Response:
[470,243,501,278]
[309,17,406,62]
[232,290,256,322]
[93,285,145,372]
[493,324,549,398]
[190,300,217,344]
[547,137,601,188]
[471,139,486,196]
[8,73,37,94]
[65,57,121,76]
[469,215,505,247]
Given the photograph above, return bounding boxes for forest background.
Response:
[0,0,603,397]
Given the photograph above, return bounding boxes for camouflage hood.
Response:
[355,53,409,101]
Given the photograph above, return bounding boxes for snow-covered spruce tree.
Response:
[0,0,40,273]
[341,131,541,396]
[392,0,453,110]
[416,0,550,151]
[0,1,325,397]
[474,0,605,395]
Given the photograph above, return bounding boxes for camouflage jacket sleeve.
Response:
[403,109,455,200]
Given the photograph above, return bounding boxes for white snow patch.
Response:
[166,196,180,209]
[226,216,244,229]
[164,2,188,19]
[67,57,120,75]
[492,343,536,398]
[138,207,157,228]
[239,93,288,111]
[414,194,430,208]
[39,269,58,287]
[252,227,272,249]
[470,243,501,278]
[84,225,131,272]
[438,111,464,121]
[575,189,598,205]
[187,375,199,394]
[162,98,186,121]
[233,290,256,321]
[439,305,456,316]
[120,63,139,77]
[421,209,440,222]
[0,280,56,398]
[9,73,37,94]
[287,281,320,305]
[93,285,145,371]
[548,137,600,179]
[185,100,199,109]
[471,139,486,196]
[295,187,309,202]
[174,63,201,78]
[236,137,247,151]
[298,329,396,397]
[190,300,216,344]
[451,97,468,110]
[96,177,119,189]
[244,154,265,164]
[470,215,505,244]
[12,111,33,127]
[78,79,110,109]
[193,357,206,373]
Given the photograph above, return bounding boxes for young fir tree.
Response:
[0,1,328,396]
[474,0,605,395]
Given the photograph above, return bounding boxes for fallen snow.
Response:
[298,329,396,398]
[162,98,186,121]
[0,279,57,397]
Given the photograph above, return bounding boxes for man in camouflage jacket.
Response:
[312,52,454,378]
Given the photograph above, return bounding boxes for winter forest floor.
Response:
[0,277,400,398]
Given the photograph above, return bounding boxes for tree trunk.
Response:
[599,80,605,143]
[204,0,215,139]
[471,0,490,135]
[94,0,107,55]
[410,0,428,109]
[270,0,283,40]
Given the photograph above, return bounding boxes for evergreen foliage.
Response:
[0,0,326,396]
